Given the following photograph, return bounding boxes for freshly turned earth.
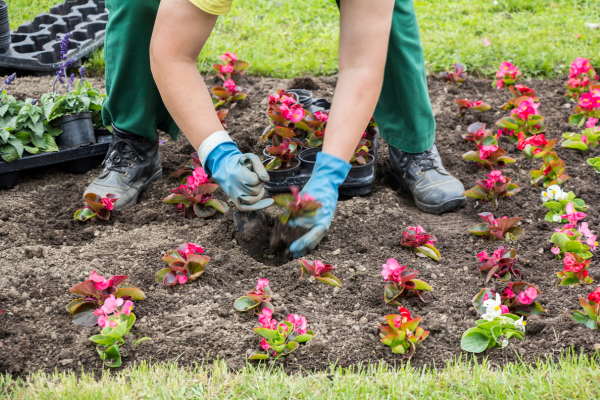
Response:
[1,73,599,376]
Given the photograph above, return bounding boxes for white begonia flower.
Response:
[482,293,503,321]
[514,316,526,332]
[541,191,551,203]
[552,214,562,222]
[547,185,564,201]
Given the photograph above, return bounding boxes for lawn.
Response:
[8,0,600,78]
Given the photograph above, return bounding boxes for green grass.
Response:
[8,0,600,78]
[2,353,600,399]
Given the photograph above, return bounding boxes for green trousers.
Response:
[102,0,435,153]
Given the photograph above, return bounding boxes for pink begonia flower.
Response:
[287,314,307,335]
[518,287,538,305]
[497,62,520,78]
[499,305,509,314]
[381,258,406,284]
[575,34,581,39]
[398,307,412,322]
[258,308,278,330]
[223,79,236,93]
[496,80,504,89]
[101,295,124,315]
[486,170,506,187]
[97,314,117,329]
[511,97,539,120]
[393,315,403,328]
[279,95,296,106]
[561,203,587,225]
[586,118,598,128]
[570,57,592,77]
[177,275,188,285]
[90,271,110,291]
[563,254,576,272]
[219,52,238,63]
[492,247,504,260]
[314,260,326,275]
[256,278,269,291]
[579,93,600,112]
[483,38,491,46]
[314,111,328,122]
[186,167,209,190]
[551,245,561,255]
[120,300,134,317]
[478,145,498,160]
[582,135,589,144]
[260,337,271,351]
[219,64,234,74]
[281,104,305,123]
[477,251,489,263]
[102,198,114,211]
[503,287,515,298]
[579,222,598,251]
[183,243,204,256]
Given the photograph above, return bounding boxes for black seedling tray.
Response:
[0,130,111,188]
[0,0,107,73]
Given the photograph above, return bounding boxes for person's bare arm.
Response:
[322,0,394,161]
[150,0,223,150]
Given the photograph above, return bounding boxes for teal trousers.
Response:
[102,0,435,153]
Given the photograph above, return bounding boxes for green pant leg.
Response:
[335,0,435,153]
[102,0,180,140]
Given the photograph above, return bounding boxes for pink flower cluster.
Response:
[94,294,133,329]
[381,258,406,284]
[511,97,539,120]
[392,307,413,328]
[588,287,600,303]
[218,52,237,74]
[562,253,590,280]
[477,246,505,264]
[578,92,600,112]
[485,170,506,188]
[567,57,597,89]
[477,144,498,160]
[503,284,538,305]
[258,308,308,355]
[517,133,548,152]
[186,167,209,190]
[496,62,522,89]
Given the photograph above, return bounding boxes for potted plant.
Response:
[261,90,309,144]
[263,138,302,181]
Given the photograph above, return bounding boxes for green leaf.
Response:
[193,204,217,218]
[416,245,440,261]
[72,302,98,326]
[411,279,433,292]
[461,328,491,353]
[315,273,341,288]
[562,139,588,151]
[66,298,84,314]
[234,296,259,312]
[74,208,96,222]
[41,134,59,152]
[115,285,146,300]
[253,327,281,340]
[98,344,122,368]
[248,352,270,360]
[155,268,172,284]
[469,223,489,237]
[133,337,152,346]
[89,335,114,347]
[292,333,313,344]
[384,284,401,304]
[203,199,228,214]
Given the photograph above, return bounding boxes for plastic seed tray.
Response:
[0,0,107,73]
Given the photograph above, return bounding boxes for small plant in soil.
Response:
[234,278,274,312]
[550,225,594,260]
[572,287,600,330]
[163,167,228,218]
[496,97,546,142]
[171,152,202,184]
[477,245,520,282]
[501,85,538,110]
[74,193,120,222]
[350,145,372,166]
[211,79,247,108]
[473,282,546,317]
[304,111,328,148]
[67,271,145,326]
[565,57,598,100]
[249,309,314,360]
[462,137,515,171]
[439,62,467,85]
[213,52,249,81]
[381,258,433,304]
[569,88,600,127]
[462,122,494,145]
[541,187,587,224]
[587,156,600,173]
[530,152,570,188]
[298,259,341,287]
[155,243,210,286]
[562,124,600,151]
[516,133,556,160]
[463,170,520,210]
[265,138,300,170]
[400,225,441,261]
[461,293,525,354]
[216,109,229,129]
[495,61,522,89]
[557,253,593,286]
[271,186,322,254]
[469,213,524,242]
[455,99,491,116]
[378,306,429,359]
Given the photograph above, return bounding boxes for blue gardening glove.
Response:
[202,132,273,212]
[288,152,351,258]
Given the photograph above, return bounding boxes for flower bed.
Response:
[0,73,599,375]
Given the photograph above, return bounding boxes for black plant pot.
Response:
[286,89,313,107]
[340,154,376,197]
[56,112,96,148]
[263,158,301,183]
[298,147,322,174]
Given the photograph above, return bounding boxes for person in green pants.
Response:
[86,0,465,257]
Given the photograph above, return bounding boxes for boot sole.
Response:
[389,171,467,215]
[114,168,163,211]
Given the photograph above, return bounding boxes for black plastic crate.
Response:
[0,0,107,73]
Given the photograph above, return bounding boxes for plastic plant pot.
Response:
[56,112,96,148]
[263,158,301,183]
[298,147,322,174]
[286,89,313,107]
[0,1,9,53]
[339,154,376,197]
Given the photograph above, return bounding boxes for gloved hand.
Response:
[204,140,273,212]
[288,152,351,258]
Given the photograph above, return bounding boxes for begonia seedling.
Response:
[587,156,600,173]
[557,253,593,286]
[572,286,600,330]
[350,145,372,166]
[305,111,328,148]
[211,79,247,108]
[67,271,145,326]
[496,97,546,142]
[473,282,546,317]
[495,61,522,89]
[216,109,229,129]
[400,226,441,261]
[212,52,249,81]
[565,57,598,100]
[469,212,524,242]
[562,124,600,151]
[476,245,520,282]
[261,90,309,145]
[378,307,429,359]
[569,87,600,127]
[439,62,467,85]
[541,187,587,224]
[550,226,594,260]
[381,258,433,305]
[501,85,538,110]
[265,138,300,170]
[455,99,491,116]
[234,278,274,312]
[462,122,494,145]
[530,152,570,188]
[298,259,341,287]
[273,186,322,225]
[462,136,515,171]
[517,133,556,159]
[155,243,210,286]
[463,170,520,210]
[171,152,202,184]
[163,167,228,218]
[74,193,119,222]
[249,309,314,360]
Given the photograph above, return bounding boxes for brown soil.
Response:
[1,73,599,377]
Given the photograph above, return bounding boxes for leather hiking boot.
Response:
[389,144,467,214]
[84,125,162,211]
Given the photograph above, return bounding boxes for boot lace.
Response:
[104,138,145,173]
[412,149,438,172]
